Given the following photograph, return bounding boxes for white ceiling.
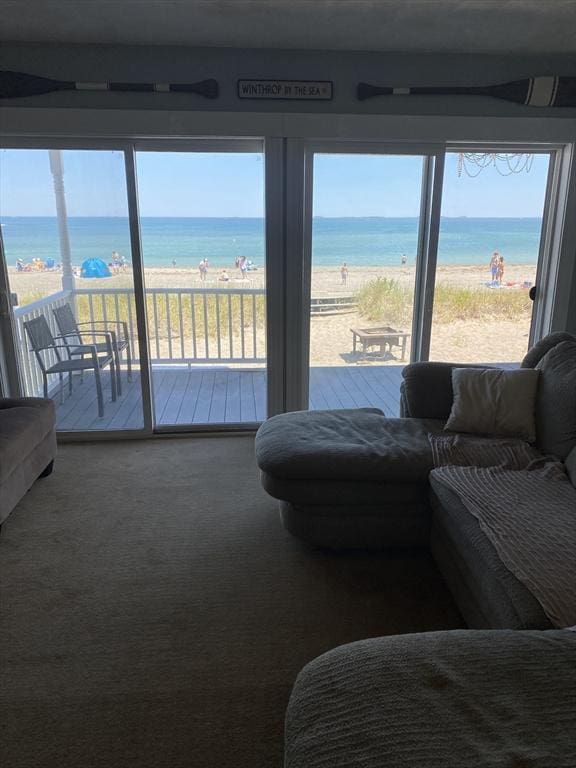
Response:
[1,0,576,54]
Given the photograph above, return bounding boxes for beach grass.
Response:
[356,277,531,325]
[17,288,266,358]
[356,278,413,326]
[73,292,266,349]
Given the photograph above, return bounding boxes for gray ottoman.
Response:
[255,408,444,548]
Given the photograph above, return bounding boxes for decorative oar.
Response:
[357,76,576,107]
[0,70,219,99]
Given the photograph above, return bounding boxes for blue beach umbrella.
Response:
[80,258,112,279]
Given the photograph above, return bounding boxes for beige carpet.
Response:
[0,437,462,768]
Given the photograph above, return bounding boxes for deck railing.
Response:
[75,286,266,364]
[14,286,267,395]
[14,289,73,397]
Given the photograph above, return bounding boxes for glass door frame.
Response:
[445,142,567,350]
[0,135,284,438]
[291,139,572,412]
[131,138,277,433]
[293,140,445,411]
[0,227,23,397]
[1,134,574,433]
[0,138,155,439]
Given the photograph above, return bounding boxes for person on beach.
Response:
[489,251,499,285]
[401,254,407,266]
[199,258,208,281]
[172,259,177,268]
[239,256,248,280]
[219,269,230,282]
[497,254,505,286]
[340,262,349,285]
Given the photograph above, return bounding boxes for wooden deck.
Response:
[53,364,405,430]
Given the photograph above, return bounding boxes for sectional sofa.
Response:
[255,332,576,767]
[256,331,576,629]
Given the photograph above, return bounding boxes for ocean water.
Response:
[0,216,543,268]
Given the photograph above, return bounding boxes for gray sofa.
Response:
[0,397,57,526]
[256,332,575,549]
[276,333,576,767]
[403,332,576,629]
[256,332,576,629]
[285,629,576,768]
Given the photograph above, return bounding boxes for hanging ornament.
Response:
[457,153,535,177]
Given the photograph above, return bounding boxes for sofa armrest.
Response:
[520,332,576,368]
[400,362,494,419]
[0,397,55,412]
[399,332,576,419]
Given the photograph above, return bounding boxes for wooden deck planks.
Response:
[239,372,257,422]
[54,364,405,430]
[224,370,242,423]
[174,369,203,424]
[208,371,229,423]
[192,372,216,424]
[351,365,402,416]
[253,371,267,422]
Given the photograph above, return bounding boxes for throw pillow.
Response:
[444,367,540,441]
[535,340,576,460]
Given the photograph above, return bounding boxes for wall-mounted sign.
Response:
[238,80,333,101]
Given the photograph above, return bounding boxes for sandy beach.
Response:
[9,262,536,366]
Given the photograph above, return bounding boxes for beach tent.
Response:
[80,258,112,279]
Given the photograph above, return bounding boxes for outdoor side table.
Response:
[350,326,410,361]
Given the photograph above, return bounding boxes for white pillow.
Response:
[445,368,540,442]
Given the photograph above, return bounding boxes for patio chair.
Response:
[52,303,132,396]
[24,315,116,418]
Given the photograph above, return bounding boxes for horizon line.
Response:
[0,214,544,220]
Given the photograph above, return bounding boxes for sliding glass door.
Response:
[134,146,266,428]
[305,150,435,417]
[428,150,552,364]
[0,138,566,435]
[0,141,267,434]
[0,147,146,432]
[299,144,558,417]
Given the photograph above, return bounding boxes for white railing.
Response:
[14,290,72,397]
[14,287,267,395]
[75,286,266,364]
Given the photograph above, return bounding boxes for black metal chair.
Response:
[52,303,132,396]
[23,315,115,418]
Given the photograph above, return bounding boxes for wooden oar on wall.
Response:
[357,76,576,107]
[0,70,219,99]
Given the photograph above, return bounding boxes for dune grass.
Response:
[75,292,266,339]
[356,277,532,326]
[18,289,266,359]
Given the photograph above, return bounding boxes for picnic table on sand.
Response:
[350,325,410,361]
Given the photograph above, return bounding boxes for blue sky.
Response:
[0,149,550,218]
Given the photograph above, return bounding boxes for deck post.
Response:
[48,150,76,296]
